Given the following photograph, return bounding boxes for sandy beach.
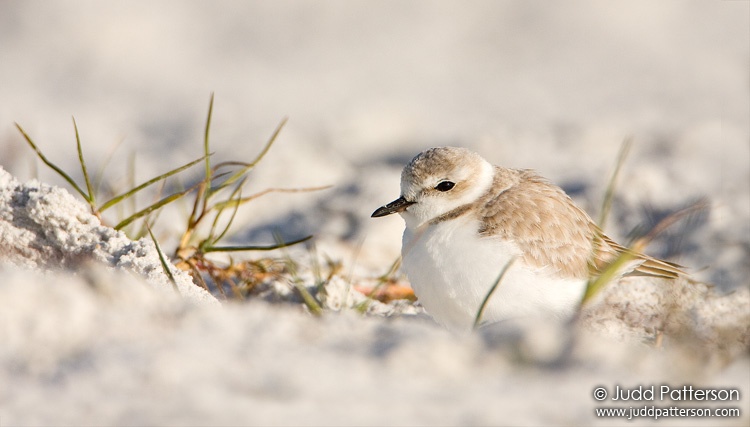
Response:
[1,2,748,425]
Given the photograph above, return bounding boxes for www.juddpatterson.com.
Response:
[595,405,741,420]
[592,385,742,420]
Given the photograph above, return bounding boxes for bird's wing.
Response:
[479,168,685,281]
[592,231,685,279]
[477,169,595,280]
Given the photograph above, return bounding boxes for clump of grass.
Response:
[15,94,328,311]
[16,120,208,228]
[172,95,328,308]
[579,139,708,307]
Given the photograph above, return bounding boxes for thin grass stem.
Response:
[209,179,245,245]
[185,260,211,292]
[212,185,331,210]
[208,117,288,195]
[72,117,95,208]
[274,231,323,316]
[15,123,90,203]
[580,251,634,306]
[147,224,180,294]
[202,235,313,253]
[93,136,127,196]
[473,257,516,330]
[115,188,193,230]
[204,93,214,193]
[99,154,209,212]
[597,137,632,230]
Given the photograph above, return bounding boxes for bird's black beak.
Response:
[371,196,415,218]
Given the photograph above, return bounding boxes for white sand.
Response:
[1,156,748,426]
[1,1,748,425]
[0,167,216,305]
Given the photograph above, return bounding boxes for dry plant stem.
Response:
[184,259,211,292]
[632,199,709,248]
[357,255,403,312]
[180,180,207,252]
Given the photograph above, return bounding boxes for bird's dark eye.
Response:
[435,181,455,192]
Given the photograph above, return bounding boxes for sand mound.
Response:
[0,166,216,305]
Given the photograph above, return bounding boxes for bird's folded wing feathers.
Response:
[593,232,685,279]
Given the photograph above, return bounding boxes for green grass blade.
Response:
[273,231,322,316]
[208,117,288,195]
[94,136,127,196]
[211,185,331,211]
[127,150,137,215]
[204,93,214,192]
[208,178,245,245]
[597,137,632,230]
[15,122,90,202]
[98,154,209,212]
[114,189,192,230]
[376,256,402,283]
[580,251,634,306]
[201,235,313,253]
[250,117,287,167]
[581,200,708,307]
[294,280,323,316]
[307,241,323,289]
[72,117,95,206]
[146,224,180,294]
[473,257,516,330]
[212,199,240,244]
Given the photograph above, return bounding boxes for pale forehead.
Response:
[402,147,483,182]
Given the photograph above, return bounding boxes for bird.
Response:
[371,146,684,332]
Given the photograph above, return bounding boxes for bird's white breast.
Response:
[401,216,587,332]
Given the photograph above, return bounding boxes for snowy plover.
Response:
[372,147,683,331]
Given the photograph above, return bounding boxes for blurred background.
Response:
[1,1,747,288]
